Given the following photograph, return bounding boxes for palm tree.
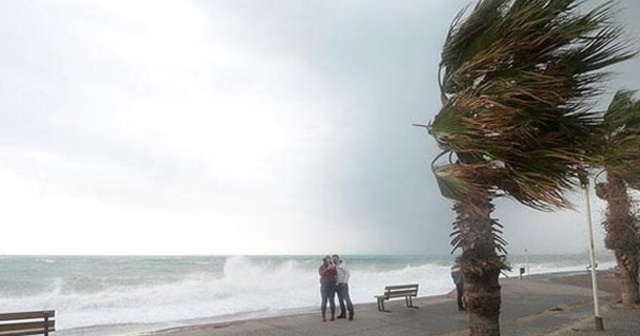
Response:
[594,90,640,307]
[424,1,634,335]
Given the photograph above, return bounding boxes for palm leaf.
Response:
[432,163,477,201]
[433,0,635,210]
[598,90,640,190]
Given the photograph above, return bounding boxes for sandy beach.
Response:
[134,270,640,336]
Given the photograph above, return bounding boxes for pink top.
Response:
[318,264,337,284]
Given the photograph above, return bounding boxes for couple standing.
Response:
[318,254,355,322]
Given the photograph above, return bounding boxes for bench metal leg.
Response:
[376,297,391,312]
[405,296,419,309]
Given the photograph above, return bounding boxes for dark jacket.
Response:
[451,266,463,285]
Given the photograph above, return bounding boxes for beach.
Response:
[137,270,640,336]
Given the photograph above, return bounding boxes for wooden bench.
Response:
[375,284,419,312]
[0,310,55,336]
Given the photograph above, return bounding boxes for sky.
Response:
[0,0,639,256]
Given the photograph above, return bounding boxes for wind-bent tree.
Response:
[424,1,634,335]
[594,90,640,307]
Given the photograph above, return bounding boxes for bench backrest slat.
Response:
[0,311,54,322]
[384,284,418,291]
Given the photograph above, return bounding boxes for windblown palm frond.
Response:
[432,0,635,213]
[432,161,493,203]
[439,0,507,99]
[596,90,640,189]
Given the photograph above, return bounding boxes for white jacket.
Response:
[336,263,351,284]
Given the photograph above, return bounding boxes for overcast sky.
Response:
[1,0,639,255]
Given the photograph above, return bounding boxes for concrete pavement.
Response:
[146,271,639,336]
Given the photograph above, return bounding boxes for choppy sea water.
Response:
[0,253,616,335]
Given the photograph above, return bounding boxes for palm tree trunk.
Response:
[453,191,503,336]
[602,172,640,307]
[466,266,501,336]
[616,250,640,306]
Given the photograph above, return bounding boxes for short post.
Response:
[525,248,529,275]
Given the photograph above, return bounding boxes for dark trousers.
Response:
[336,283,354,316]
[456,283,465,310]
[320,282,337,316]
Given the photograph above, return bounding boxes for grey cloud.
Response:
[0,0,636,254]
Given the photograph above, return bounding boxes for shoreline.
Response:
[55,269,632,336]
[138,270,624,336]
[4,254,618,335]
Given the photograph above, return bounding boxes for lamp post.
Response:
[583,179,604,331]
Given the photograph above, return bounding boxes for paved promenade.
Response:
[145,271,640,336]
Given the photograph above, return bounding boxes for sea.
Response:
[0,253,617,336]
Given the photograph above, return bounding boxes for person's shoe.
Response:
[348,313,354,321]
[337,312,346,319]
[458,307,466,311]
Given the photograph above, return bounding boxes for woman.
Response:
[318,255,337,322]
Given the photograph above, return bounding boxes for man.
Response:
[332,254,355,321]
[450,261,465,311]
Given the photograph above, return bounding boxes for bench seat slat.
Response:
[0,321,55,333]
[0,329,55,336]
[385,290,418,298]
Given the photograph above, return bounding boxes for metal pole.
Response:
[525,248,529,275]
[583,182,604,331]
